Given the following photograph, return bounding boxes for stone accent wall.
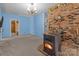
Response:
[48,3,79,43]
[47,3,79,55]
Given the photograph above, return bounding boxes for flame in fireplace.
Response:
[45,43,53,50]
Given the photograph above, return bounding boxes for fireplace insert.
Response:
[43,33,60,56]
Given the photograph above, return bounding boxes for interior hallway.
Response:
[0,35,44,56]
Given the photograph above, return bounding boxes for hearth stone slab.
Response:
[38,39,79,56]
[60,40,79,56]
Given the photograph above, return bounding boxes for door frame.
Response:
[10,19,20,37]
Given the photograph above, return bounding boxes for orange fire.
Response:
[45,43,53,50]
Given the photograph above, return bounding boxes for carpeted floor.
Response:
[0,35,44,56]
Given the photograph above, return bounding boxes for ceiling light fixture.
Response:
[26,3,38,16]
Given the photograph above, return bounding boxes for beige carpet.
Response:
[0,35,44,56]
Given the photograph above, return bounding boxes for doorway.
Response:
[10,20,19,36]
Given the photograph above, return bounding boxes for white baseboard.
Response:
[0,34,35,41]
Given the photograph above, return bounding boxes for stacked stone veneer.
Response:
[47,3,79,55]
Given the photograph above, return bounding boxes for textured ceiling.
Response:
[0,3,56,16]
